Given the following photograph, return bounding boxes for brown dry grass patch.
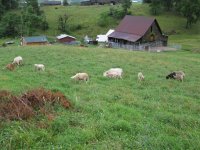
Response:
[0,88,71,120]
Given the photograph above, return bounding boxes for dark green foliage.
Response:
[58,14,69,33]
[150,0,163,15]
[108,7,127,19]
[1,0,19,10]
[179,0,200,29]
[0,12,21,37]
[63,0,69,6]
[0,0,49,37]
[120,0,132,14]
[97,12,111,27]
[143,0,152,3]
[147,0,200,28]
[0,1,5,19]
[26,0,41,15]
[163,0,173,11]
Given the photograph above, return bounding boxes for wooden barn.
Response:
[56,34,76,43]
[108,15,168,50]
[21,36,48,46]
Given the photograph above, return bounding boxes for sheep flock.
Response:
[4,56,185,83]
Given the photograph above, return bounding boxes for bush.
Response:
[97,12,111,27]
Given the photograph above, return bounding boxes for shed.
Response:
[56,34,76,43]
[22,36,48,46]
[108,15,168,50]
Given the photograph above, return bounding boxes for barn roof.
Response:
[108,15,162,42]
[56,34,76,40]
[23,36,48,43]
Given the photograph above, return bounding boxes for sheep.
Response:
[71,73,89,82]
[138,72,144,81]
[13,56,23,65]
[103,68,123,78]
[34,64,45,71]
[166,71,185,82]
[6,63,16,71]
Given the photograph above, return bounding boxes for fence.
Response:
[110,41,163,51]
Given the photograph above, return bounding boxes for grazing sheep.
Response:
[34,64,45,71]
[166,71,185,82]
[71,73,89,82]
[6,63,16,71]
[138,72,144,81]
[13,56,23,65]
[103,68,123,78]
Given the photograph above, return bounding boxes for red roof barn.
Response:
[108,15,168,50]
[56,34,76,43]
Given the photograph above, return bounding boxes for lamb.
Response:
[138,72,144,81]
[6,63,16,71]
[71,73,89,82]
[103,68,123,78]
[34,64,45,71]
[166,71,185,82]
[13,56,23,65]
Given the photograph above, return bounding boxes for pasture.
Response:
[0,45,200,149]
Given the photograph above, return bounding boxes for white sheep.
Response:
[71,73,89,82]
[103,68,123,78]
[138,72,144,81]
[12,56,23,65]
[34,64,45,71]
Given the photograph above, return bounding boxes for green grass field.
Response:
[0,45,200,149]
[0,3,200,149]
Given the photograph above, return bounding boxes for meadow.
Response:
[0,3,200,149]
[0,45,200,149]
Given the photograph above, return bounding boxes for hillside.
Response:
[0,3,200,149]
[40,4,200,51]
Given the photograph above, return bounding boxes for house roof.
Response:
[56,34,76,40]
[108,15,162,42]
[23,36,48,43]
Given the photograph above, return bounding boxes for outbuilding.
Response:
[56,34,76,44]
[21,36,48,46]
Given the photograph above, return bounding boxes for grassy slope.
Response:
[39,4,200,51]
[0,45,200,149]
[0,4,200,149]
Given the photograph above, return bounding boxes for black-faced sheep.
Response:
[166,71,185,82]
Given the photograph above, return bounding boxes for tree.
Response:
[163,0,173,11]
[121,0,132,14]
[58,14,69,33]
[1,0,19,10]
[26,0,41,15]
[150,0,162,15]
[63,0,68,6]
[0,12,20,36]
[0,1,5,19]
[179,0,200,28]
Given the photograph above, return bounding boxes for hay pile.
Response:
[0,88,71,120]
